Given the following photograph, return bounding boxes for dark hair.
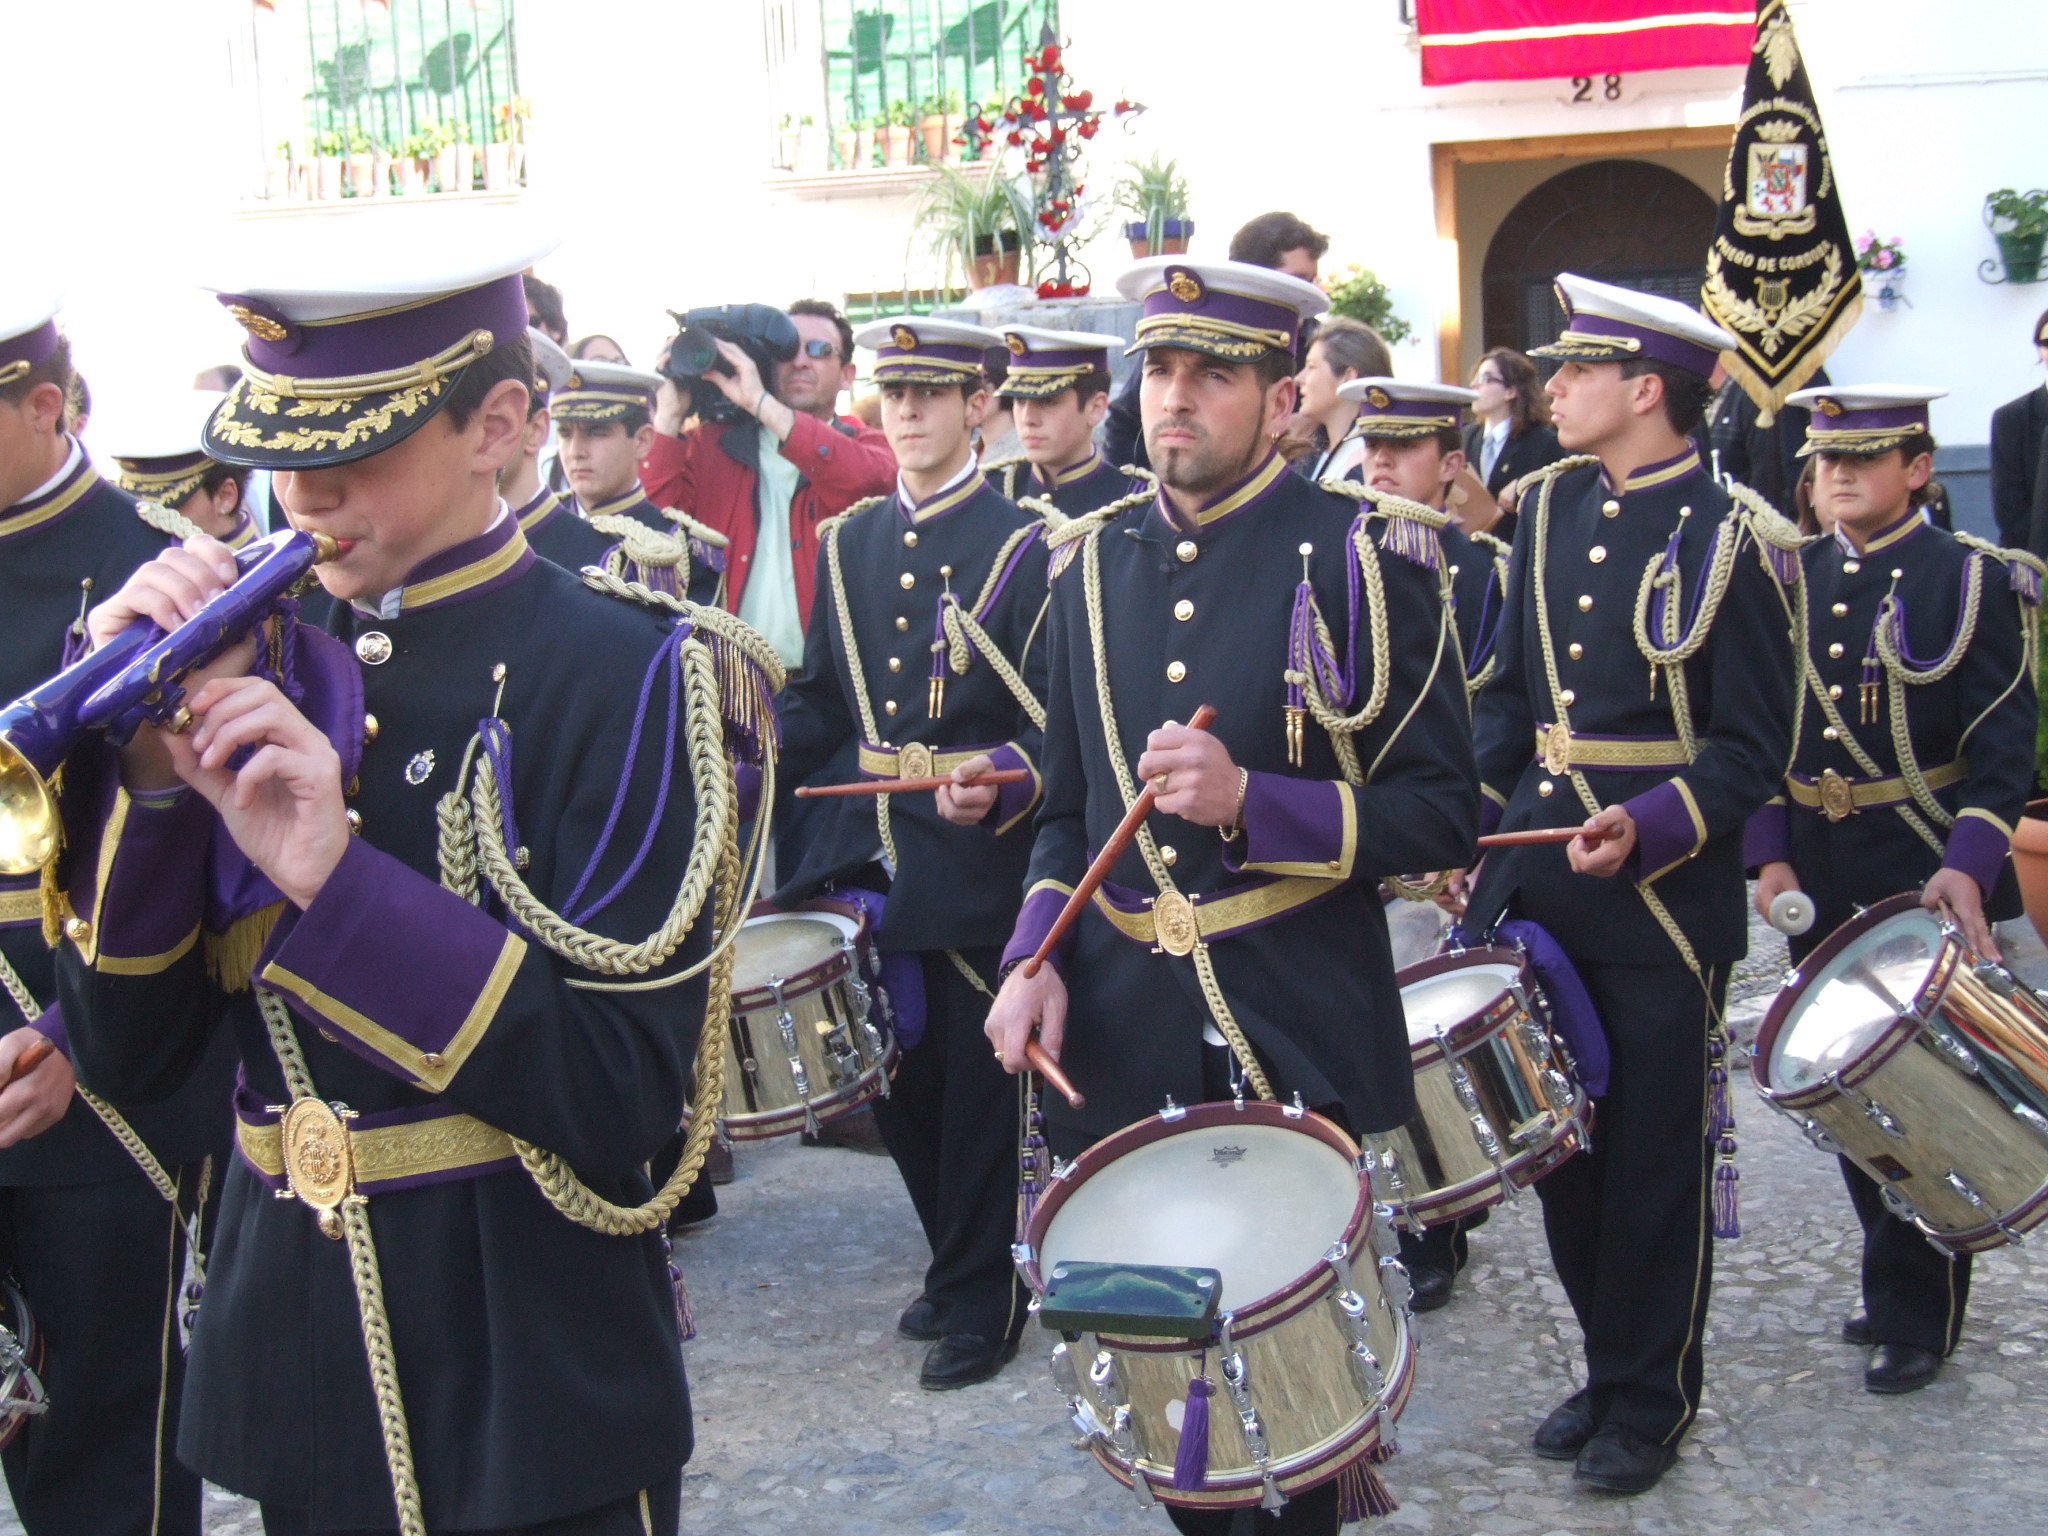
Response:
[442,331,536,431]
[1030,369,1113,407]
[66,373,91,430]
[193,462,251,507]
[1230,212,1329,269]
[0,334,74,410]
[1477,346,1550,434]
[569,334,627,363]
[788,298,855,365]
[1310,317,1391,383]
[1897,430,1940,507]
[1252,348,1296,391]
[1793,453,1821,536]
[1432,423,1465,455]
[882,377,983,403]
[522,274,566,341]
[2034,305,2048,349]
[1619,356,1713,437]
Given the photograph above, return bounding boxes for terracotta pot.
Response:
[346,154,376,198]
[883,125,912,166]
[2012,816,2048,946]
[835,128,858,170]
[1124,218,1192,258]
[854,129,874,169]
[919,115,947,163]
[315,155,344,200]
[943,115,964,163]
[969,234,1021,290]
[455,142,477,192]
[398,156,428,197]
[432,146,459,193]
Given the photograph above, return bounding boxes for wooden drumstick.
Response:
[795,770,1029,799]
[4,1036,54,1087]
[1476,825,1624,848]
[1021,704,1219,980]
[1025,1040,1085,1109]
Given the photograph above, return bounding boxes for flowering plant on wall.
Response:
[1854,231,1910,310]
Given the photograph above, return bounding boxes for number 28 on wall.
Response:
[1569,75,1625,103]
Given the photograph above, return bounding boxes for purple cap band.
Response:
[1007,345,1106,371]
[1562,312,1720,378]
[221,275,528,381]
[875,340,986,372]
[1355,394,1462,432]
[1139,275,1299,344]
[1808,403,1928,432]
[0,319,59,374]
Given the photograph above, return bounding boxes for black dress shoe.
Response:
[1573,1423,1677,1494]
[1532,1390,1595,1461]
[1407,1262,1456,1313]
[1865,1342,1941,1394]
[1841,1309,1872,1346]
[897,1295,942,1341]
[920,1333,1019,1390]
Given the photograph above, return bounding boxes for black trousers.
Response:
[1840,1157,1972,1355]
[1534,960,1719,1445]
[870,947,1026,1341]
[259,1472,681,1535]
[0,1160,216,1536]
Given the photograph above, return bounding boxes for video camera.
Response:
[661,304,801,426]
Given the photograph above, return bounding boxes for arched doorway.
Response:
[1482,159,1717,359]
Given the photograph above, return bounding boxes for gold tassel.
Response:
[39,867,66,949]
[204,901,287,993]
[1285,704,1304,767]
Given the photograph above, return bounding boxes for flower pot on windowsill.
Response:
[398,156,428,197]
[432,146,458,194]
[1865,271,1907,311]
[795,125,826,174]
[854,129,875,169]
[919,114,948,164]
[1125,218,1193,258]
[882,125,913,167]
[263,157,290,200]
[455,142,478,192]
[834,128,858,170]
[943,115,964,164]
[315,155,344,201]
[969,232,1022,290]
[1994,229,2046,285]
[484,141,513,191]
[345,154,376,198]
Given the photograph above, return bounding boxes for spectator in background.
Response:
[193,363,274,529]
[1990,308,2048,548]
[1707,362,1823,510]
[66,373,89,434]
[1465,346,1565,496]
[1104,211,1331,467]
[641,297,893,664]
[974,347,1022,466]
[523,273,567,345]
[571,334,629,365]
[1289,316,1393,480]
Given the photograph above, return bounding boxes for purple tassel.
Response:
[1337,1458,1398,1521]
[2009,559,2041,605]
[1713,1149,1741,1240]
[1708,1035,1740,1239]
[663,1237,696,1342]
[1365,1437,1397,1465]
[1171,1372,1211,1491]
[1016,1090,1047,1242]
[1765,540,1803,589]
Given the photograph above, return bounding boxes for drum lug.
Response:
[1780,968,1801,993]
[1880,1182,1921,1223]
[1941,1168,2027,1246]
[1378,1254,1414,1314]
[1827,1070,1907,1139]
[1124,1451,1157,1509]
[1926,1029,1981,1077]
[1800,1118,1845,1157]
[2014,1102,2048,1145]
[1284,1092,1307,1120]
[1219,1345,1273,1471]
[1367,1203,1403,1260]
[1011,1241,1035,1272]
[1159,1096,1187,1123]
[1972,960,2018,999]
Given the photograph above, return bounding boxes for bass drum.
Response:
[1021,1101,1411,1513]
[719,897,896,1141]
[1754,893,2048,1254]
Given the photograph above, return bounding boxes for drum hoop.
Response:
[1753,891,1953,1099]
[729,898,871,1009]
[1923,1174,2048,1253]
[1022,1101,1370,1336]
[1393,945,1534,1065]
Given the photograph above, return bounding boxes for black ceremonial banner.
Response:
[1700,0,1861,424]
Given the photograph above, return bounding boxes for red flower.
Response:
[1041,42,1060,68]
[1078,119,1100,139]
[1048,127,1066,145]
[1074,88,1092,110]
[1026,77,1044,97]
[1006,130,1024,145]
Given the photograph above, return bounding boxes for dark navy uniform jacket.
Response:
[988,450,1135,521]
[1744,512,2037,934]
[1468,448,1797,965]
[1001,456,1478,1140]
[569,485,726,607]
[516,484,613,573]
[1444,523,1511,696]
[57,515,709,1529]
[778,471,1050,953]
[0,448,234,1185]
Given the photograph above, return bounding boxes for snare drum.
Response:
[1021,1101,1411,1513]
[1384,892,1450,972]
[720,899,896,1141]
[1365,947,1589,1229]
[1754,894,2048,1254]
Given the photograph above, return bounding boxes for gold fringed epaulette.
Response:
[1956,533,2046,606]
[683,605,788,767]
[589,514,689,571]
[205,901,286,992]
[1724,480,1809,589]
[1318,479,1448,573]
[1043,471,1159,581]
[132,499,202,544]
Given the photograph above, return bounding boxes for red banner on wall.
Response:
[1416,1,1755,86]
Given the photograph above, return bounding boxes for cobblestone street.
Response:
[8,912,2048,1535]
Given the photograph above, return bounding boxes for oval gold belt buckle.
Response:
[280,1097,360,1240]
[897,741,933,782]
[1817,769,1856,822]
[1152,890,1199,957]
[1542,722,1571,778]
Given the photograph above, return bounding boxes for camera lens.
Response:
[670,326,721,378]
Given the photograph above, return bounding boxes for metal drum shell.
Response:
[1368,947,1589,1228]
[718,896,897,1141]
[1755,892,2048,1253]
[1021,1102,1411,1510]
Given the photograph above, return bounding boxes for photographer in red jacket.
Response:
[640,299,894,663]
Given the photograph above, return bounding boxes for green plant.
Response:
[345,128,375,156]
[274,138,293,160]
[313,129,345,157]
[1988,187,2048,240]
[1319,264,1415,347]
[886,99,913,128]
[911,163,1037,287]
[916,96,945,120]
[400,129,434,160]
[1113,152,1190,228]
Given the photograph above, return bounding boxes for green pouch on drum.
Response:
[1038,1261,1222,1338]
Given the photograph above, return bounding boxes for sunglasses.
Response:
[801,340,840,359]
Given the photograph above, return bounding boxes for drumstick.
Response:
[794,770,1029,799]
[1476,825,1623,848]
[1021,704,1219,980]
[1026,1040,1085,1109]
[4,1037,54,1087]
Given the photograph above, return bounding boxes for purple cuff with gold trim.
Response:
[986,743,1042,837]
[1222,773,1354,879]
[1943,812,2012,901]
[1743,800,1791,872]
[1622,778,1707,883]
[67,779,213,976]
[1478,788,1506,840]
[27,1005,69,1061]
[257,837,526,1093]
[1000,881,1075,981]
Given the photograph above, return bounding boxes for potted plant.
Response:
[918,97,948,164]
[882,101,914,167]
[775,112,801,170]
[396,130,432,196]
[343,128,377,197]
[1985,188,2048,285]
[854,114,877,171]
[453,120,477,193]
[1855,231,1909,310]
[794,114,825,174]
[496,95,532,186]
[1320,264,1416,344]
[913,163,1034,290]
[313,129,345,200]
[264,139,291,201]
[423,121,458,193]
[1114,152,1192,256]
[835,118,859,171]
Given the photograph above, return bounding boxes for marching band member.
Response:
[53,228,777,1534]
[0,301,234,1536]
[776,317,1051,1390]
[985,259,1477,1534]
[1463,275,1799,1493]
[1749,385,2038,1395]
[104,390,261,549]
[1336,375,1505,1312]
[505,326,611,573]
[986,327,1132,515]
